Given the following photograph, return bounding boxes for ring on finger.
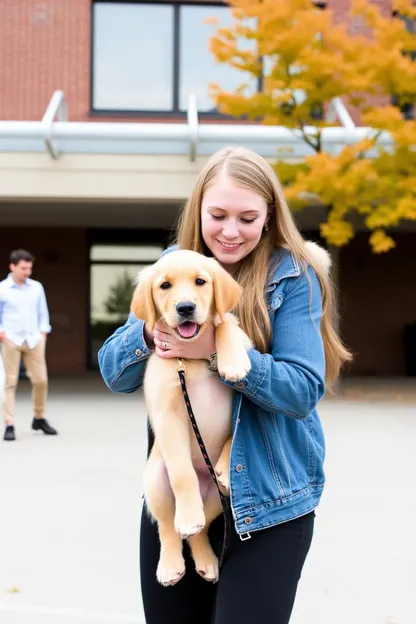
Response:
[163,341,168,349]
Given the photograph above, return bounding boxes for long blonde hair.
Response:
[175,146,352,389]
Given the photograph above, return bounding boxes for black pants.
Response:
[140,506,314,624]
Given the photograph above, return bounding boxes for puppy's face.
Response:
[131,250,241,339]
[156,270,212,338]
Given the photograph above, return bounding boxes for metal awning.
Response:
[0,91,390,162]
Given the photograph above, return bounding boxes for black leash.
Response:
[177,358,231,568]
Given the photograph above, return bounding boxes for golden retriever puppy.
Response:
[131,250,252,587]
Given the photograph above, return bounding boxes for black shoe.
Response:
[4,425,16,441]
[32,418,58,435]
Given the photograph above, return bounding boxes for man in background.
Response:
[0,249,58,441]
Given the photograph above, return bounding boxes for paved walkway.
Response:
[0,375,414,624]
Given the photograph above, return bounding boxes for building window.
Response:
[92,1,256,116]
[92,3,174,111]
[179,5,257,112]
[91,1,327,117]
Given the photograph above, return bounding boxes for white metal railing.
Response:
[325,96,356,131]
[41,90,68,158]
[0,91,391,161]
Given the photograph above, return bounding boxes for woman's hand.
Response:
[153,320,216,361]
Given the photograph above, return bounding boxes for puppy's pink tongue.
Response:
[177,322,198,338]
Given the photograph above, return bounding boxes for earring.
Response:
[264,224,269,232]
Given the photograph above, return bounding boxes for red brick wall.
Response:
[0,0,91,121]
[0,228,88,374]
[339,233,416,376]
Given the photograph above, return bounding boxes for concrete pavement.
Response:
[0,375,414,624]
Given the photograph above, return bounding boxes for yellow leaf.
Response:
[320,220,354,247]
[369,230,396,253]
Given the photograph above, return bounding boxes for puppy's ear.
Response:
[130,265,156,331]
[209,259,242,322]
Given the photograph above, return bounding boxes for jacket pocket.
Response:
[258,410,286,499]
[269,412,312,496]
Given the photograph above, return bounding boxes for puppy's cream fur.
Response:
[304,240,332,275]
[132,250,252,586]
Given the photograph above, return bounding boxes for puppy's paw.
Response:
[157,555,186,587]
[194,550,219,583]
[214,464,230,495]
[218,351,251,382]
[175,506,205,539]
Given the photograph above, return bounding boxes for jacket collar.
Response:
[267,248,301,289]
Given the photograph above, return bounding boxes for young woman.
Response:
[98,146,351,624]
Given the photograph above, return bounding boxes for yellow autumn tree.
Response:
[208,0,416,252]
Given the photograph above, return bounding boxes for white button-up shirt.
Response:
[0,274,51,348]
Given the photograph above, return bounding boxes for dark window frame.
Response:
[90,0,255,119]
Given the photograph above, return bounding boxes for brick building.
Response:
[0,0,415,377]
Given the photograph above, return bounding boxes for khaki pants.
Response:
[1,338,48,424]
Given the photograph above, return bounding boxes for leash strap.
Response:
[177,360,230,568]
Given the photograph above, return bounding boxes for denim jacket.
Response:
[98,247,326,537]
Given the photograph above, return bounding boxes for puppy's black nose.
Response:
[176,301,196,317]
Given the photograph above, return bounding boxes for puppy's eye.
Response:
[160,281,171,290]
[195,278,206,286]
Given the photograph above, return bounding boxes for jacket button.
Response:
[244,516,253,525]
[235,464,244,472]
[135,348,142,357]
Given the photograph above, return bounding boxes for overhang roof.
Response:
[0,91,390,161]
